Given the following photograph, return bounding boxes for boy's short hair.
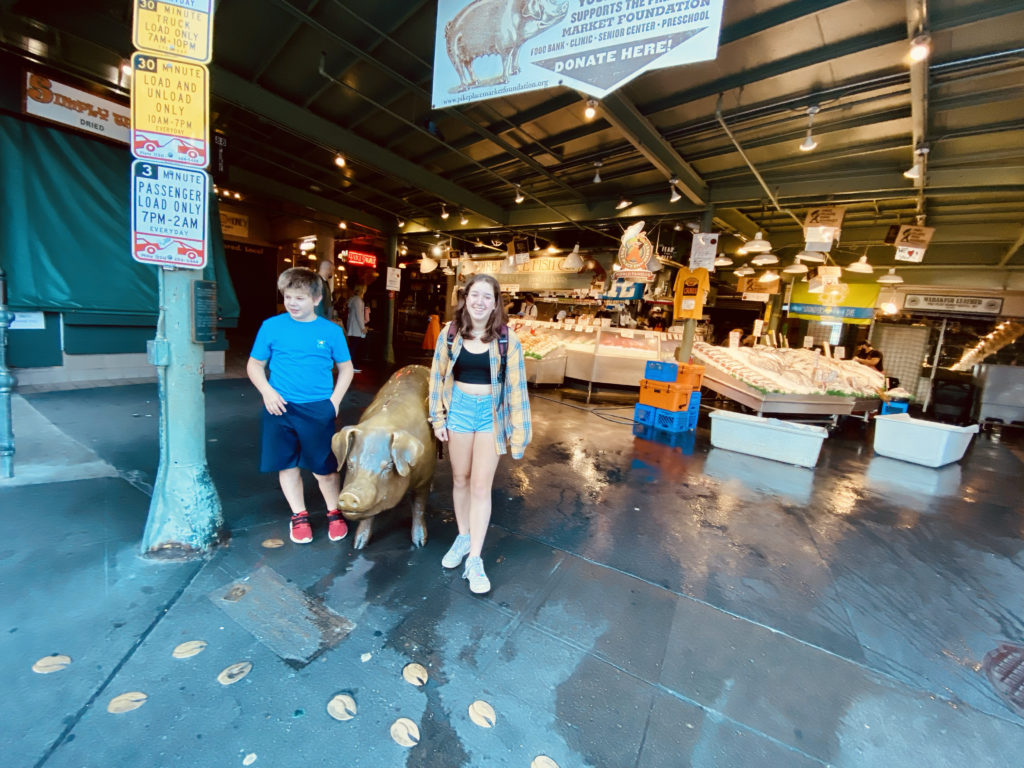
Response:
[278,267,322,300]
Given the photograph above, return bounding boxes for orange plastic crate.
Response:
[639,379,692,411]
[676,363,705,391]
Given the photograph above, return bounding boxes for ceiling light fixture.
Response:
[592,161,602,184]
[846,254,874,273]
[909,33,931,62]
[734,265,754,277]
[796,249,827,263]
[419,255,438,274]
[338,221,346,229]
[547,243,559,254]
[584,99,598,120]
[514,185,525,204]
[334,154,346,168]
[799,105,819,152]
[615,197,632,210]
[877,267,904,284]
[674,222,683,231]
[713,255,733,268]
[904,144,930,179]
[440,204,449,220]
[782,257,808,274]
[738,231,772,254]
[758,270,780,283]
[669,178,681,203]
[561,244,584,271]
[397,218,405,228]
[750,252,779,266]
[459,212,468,225]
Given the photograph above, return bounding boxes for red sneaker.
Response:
[289,512,313,544]
[327,510,348,542]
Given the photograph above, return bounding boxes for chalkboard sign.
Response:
[192,280,218,343]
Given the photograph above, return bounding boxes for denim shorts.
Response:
[448,386,494,433]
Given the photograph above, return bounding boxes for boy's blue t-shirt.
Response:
[251,314,350,403]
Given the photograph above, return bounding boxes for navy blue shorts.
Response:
[260,399,338,475]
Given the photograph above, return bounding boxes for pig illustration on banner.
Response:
[332,365,437,550]
[444,0,568,91]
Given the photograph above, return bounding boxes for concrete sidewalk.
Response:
[3,378,1024,767]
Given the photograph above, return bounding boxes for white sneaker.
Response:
[463,556,491,594]
[441,533,471,569]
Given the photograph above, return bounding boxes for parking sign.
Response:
[131,160,208,268]
[131,53,208,168]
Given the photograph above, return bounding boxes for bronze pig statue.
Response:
[332,365,436,550]
[444,0,568,91]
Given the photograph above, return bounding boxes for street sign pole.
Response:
[132,0,221,557]
[142,266,223,556]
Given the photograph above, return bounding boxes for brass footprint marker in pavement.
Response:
[390,718,420,747]
[468,700,496,728]
[261,538,284,549]
[402,662,428,686]
[172,640,207,659]
[217,661,253,685]
[531,757,559,768]
[326,693,357,721]
[242,753,257,765]
[32,654,71,674]
[107,692,147,713]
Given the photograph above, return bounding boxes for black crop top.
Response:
[453,348,490,384]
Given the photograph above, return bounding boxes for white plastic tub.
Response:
[872,413,978,467]
[709,410,828,468]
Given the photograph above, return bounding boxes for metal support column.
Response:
[384,231,397,366]
[141,266,224,557]
[923,317,947,413]
[675,204,715,363]
[0,265,16,478]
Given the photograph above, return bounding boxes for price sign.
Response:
[133,0,214,64]
[131,160,208,268]
[386,266,401,291]
[131,53,208,168]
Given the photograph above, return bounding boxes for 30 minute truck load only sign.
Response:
[133,0,214,64]
[131,160,209,268]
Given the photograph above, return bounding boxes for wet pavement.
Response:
[3,373,1024,767]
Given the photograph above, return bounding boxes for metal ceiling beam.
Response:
[997,226,1024,268]
[229,168,386,232]
[906,0,929,212]
[212,67,505,223]
[599,91,707,206]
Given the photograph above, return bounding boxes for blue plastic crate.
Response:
[881,400,910,415]
[687,391,702,429]
[632,421,697,450]
[644,360,679,382]
[654,407,692,433]
[633,403,657,426]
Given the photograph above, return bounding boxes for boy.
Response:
[246,267,354,544]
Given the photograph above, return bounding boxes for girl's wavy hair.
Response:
[454,273,507,343]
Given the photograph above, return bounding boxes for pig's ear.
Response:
[332,426,358,466]
[390,431,424,477]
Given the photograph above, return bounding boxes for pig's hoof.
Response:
[353,532,370,550]
[411,526,427,548]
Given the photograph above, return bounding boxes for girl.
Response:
[428,274,532,594]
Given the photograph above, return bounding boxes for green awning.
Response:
[0,114,238,321]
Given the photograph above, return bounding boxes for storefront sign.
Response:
[131,54,209,168]
[688,232,717,270]
[133,0,214,63]
[343,250,378,268]
[131,160,208,268]
[432,0,725,108]
[219,210,249,238]
[903,294,1003,316]
[23,73,130,144]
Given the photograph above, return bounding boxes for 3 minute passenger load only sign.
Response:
[131,160,208,268]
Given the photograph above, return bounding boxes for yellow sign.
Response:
[133,0,213,64]
[131,53,208,168]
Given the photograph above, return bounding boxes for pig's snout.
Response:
[338,486,377,519]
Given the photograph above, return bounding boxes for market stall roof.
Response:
[2,0,1023,278]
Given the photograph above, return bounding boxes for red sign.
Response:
[344,250,377,267]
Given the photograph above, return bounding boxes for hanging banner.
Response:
[431,0,725,108]
[131,160,209,268]
[23,73,131,144]
[617,221,654,282]
[803,206,846,229]
[133,0,214,64]
[131,53,209,168]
